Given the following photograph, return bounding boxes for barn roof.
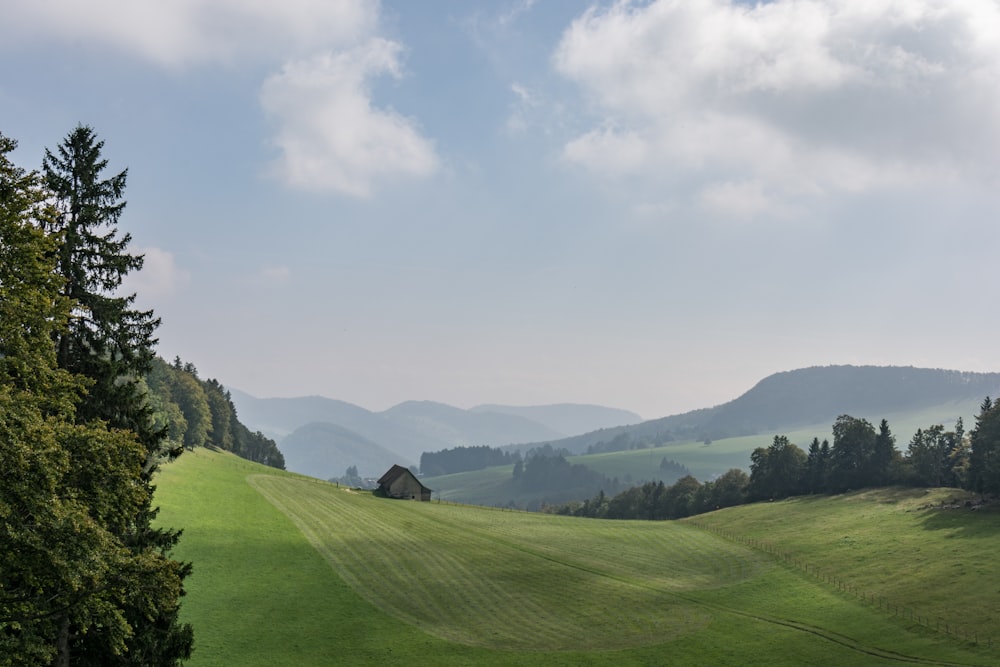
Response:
[377,464,431,492]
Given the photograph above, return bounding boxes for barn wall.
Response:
[388,476,424,500]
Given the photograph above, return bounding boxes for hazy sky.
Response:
[4,0,1000,419]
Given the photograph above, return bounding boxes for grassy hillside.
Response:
[686,486,1000,643]
[155,449,996,665]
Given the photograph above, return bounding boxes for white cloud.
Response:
[498,0,540,28]
[506,82,538,134]
[5,0,440,200]
[123,247,191,298]
[3,0,376,67]
[563,124,648,172]
[554,0,1000,206]
[259,39,439,197]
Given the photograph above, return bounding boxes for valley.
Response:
[155,449,998,666]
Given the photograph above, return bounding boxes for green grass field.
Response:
[686,486,1000,643]
[156,448,997,666]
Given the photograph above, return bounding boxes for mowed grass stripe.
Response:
[249,477,590,649]
[251,476,992,664]
[254,478,688,645]
[422,503,766,591]
[249,475,714,650]
[249,481,466,627]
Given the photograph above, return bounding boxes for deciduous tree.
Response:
[829,415,877,492]
[748,435,807,500]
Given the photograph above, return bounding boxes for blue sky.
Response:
[3,0,1000,418]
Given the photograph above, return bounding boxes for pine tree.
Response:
[41,126,192,666]
[42,125,166,455]
[969,397,1000,494]
[804,437,829,493]
[871,419,897,486]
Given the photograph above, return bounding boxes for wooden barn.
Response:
[377,464,432,501]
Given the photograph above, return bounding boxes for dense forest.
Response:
[419,444,519,476]
[145,356,284,469]
[554,406,1000,520]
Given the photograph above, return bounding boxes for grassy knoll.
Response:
[686,487,1000,645]
[156,449,995,665]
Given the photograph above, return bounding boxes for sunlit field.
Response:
[156,449,995,666]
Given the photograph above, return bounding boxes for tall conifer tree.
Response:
[969,397,1000,494]
[871,418,897,486]
[42,126,192,666]
[42,125,165,455]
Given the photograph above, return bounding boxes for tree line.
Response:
[748,407,999,499]
[585,430,674,454]
[550,470,749,520]
[1,126,192,665]
[419,444,519,476]
[551,406,1000,521]
[145,356,284,469]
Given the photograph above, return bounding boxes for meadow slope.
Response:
[155,449,996,666]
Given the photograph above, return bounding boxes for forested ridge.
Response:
[145,356,284,470]
[530,365,1000,454]
[0,126,274,666]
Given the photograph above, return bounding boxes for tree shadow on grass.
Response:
[918,495,1000,538]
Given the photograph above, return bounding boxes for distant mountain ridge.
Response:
[228,389,641,479]
[528,366,1000,454]
[232,366,1000,481]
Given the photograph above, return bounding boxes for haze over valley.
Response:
[231,365,1000,497]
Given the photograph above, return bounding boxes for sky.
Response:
[3,0,1000,420]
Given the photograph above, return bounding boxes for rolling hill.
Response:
[527,365,1000,454]
[153,448,998,666]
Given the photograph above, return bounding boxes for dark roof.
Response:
[377,464,431,492]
